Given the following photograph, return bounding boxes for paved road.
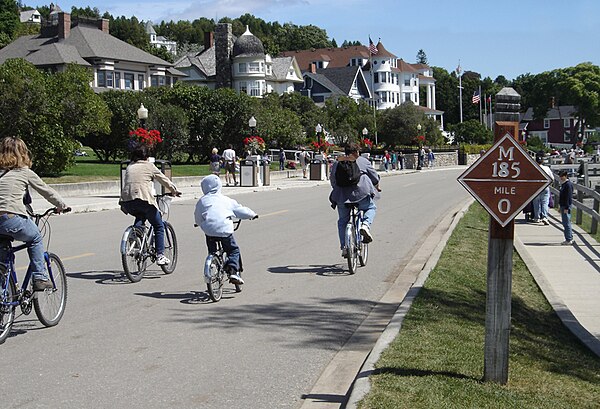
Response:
[1,169,469,408]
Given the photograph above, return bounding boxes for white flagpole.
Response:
[483,93,488,129]
[479,85,483,124]
[456,61,463,123]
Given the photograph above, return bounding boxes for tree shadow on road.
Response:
[267,264,349,276]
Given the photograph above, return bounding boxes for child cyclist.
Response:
[194,174,258,285]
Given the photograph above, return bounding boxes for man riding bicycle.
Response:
[330,143,380,258]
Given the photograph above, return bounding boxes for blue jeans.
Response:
[0,214,48,281]
[121,199,166,255]
[560,206,573,241]
[336,196,377,249]
[538,187,550,220]
[532,194,542,220]
[206,234,240,272]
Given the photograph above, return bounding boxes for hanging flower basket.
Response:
[243,136,266,154]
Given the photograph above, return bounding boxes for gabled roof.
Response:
[521,106,577,121]
[373,41,396,58]
[20,10,40,23]
[303,66,371,98]
[0,24,172,67]
[280,46,370,70]
[397,59,418,72]
[269,56,303,83]
[174,46,216,78]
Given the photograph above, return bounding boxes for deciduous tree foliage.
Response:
[448,119,493,145]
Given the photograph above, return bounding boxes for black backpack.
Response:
[335,160,362,187]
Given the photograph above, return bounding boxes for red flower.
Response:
[129,127,162,147]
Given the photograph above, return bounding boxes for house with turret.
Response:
[174,24,303,97]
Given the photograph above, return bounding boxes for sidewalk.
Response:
[514,209,600,356]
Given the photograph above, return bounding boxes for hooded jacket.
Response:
[194,175,256,237]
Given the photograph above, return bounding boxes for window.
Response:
[564,118,570,128]
[138,74,144,89]
[114,72,121,89]
[239,81,248,94]
[404,75,410,86]
[374,73,379,83]
[97,71,106,87]
[151,76,158,87]
[124,73,134,89]
[239,63,247,73]
[249,81,261,96]
[544,119,550,129]
[403,92,411,103]
[158,76,166,86]
[106,72,113,88]
[248,62,261,73]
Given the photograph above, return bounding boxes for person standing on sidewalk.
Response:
[533,156,554,224]
[299,147,310,178]
[278,148,286,171]
[558,170,574,245]
[222,144,237,186]
[209,148,221,176]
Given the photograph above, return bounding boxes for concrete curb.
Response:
[345,198,474,408]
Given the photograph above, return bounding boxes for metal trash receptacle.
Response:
[261,161,270,186]
[240,159,258,187]
[121,158,172,195]
[309,159,326,181]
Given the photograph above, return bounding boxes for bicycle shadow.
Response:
[135,289,241,304]
[67,269,165,285]
[267,264,349,277]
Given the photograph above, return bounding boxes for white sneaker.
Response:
[359,224,374,243]
[229,273,244,285]
[561,240,575,245]
[542,218,550,225]
[156,254,170,265]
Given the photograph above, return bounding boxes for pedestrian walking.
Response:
[222,144,237,186]
[299,147,310,178]
[278,148,285,171]
[427,149,435,168]
[558,170,574,245]
[209,148,221,176]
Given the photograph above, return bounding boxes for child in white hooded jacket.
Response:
[194,175,257,284]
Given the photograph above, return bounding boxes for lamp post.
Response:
[362,127,368,139]
[137,103,148,129]
[417,123,422,170]
[248,116,257,137]
[315,123,323,148]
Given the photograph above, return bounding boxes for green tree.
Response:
[0,59,76,174]
[416,49,427,65]
[379,103,426,146]
[0,0,19,40]
[109,16,149,49]
[448,119,493,144]
[253,94,303,148]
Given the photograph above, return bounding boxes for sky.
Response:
[53,0,599,81]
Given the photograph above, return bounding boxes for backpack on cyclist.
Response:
[335,159,362,187]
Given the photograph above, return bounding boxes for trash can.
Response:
[240,159,258,187]
[261,160,271,186]
[121,158,172,195]
[309,159,326,181]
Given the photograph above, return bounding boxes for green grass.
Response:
[359,203,600,409]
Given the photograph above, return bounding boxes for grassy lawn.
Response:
[359,203,600,408]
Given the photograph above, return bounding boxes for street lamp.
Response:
[362,127,368,138]
[248,116,257,136]
[315,123,323,146]
[416,123,422,170]
[137,103,148,129]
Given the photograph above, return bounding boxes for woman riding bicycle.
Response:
[120,144,180,266]
[330,143,380,258]
[0,137,69,291]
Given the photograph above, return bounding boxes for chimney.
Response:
[58,12,70,39]
[98,18,109,33]
[215,23,233,89]
[204,31,214,50]
[309,63,316,74]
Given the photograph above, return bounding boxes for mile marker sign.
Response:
[457,133,552,227]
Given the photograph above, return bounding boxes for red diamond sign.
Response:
[458,133,552,227]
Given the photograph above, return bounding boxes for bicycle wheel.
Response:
[34,253,67,327]
[345,223,358,274]
[206,257,224,302]
[121,226,146,283]
[359,241,369,267]
[160,222,178,274]
[0,266,16,344]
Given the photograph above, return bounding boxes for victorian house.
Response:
[0,5,184,91]
[280,41,443,127]
[146,21,177,55]
[174,24,303,97]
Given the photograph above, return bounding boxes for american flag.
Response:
[472,90,481,104]
[369,36,378,55]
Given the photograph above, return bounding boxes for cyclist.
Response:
[194,174,257,285]
[330,143,380,258]
[0,137,69,291]
[120,144,180,266]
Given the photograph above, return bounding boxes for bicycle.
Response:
[201,219,251,302]
[344,203,368,274]
[0,207,70,344]
[120,194,178,283]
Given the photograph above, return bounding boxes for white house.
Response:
[145,21,177,55]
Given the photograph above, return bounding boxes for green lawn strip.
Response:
[359,203,600,409]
